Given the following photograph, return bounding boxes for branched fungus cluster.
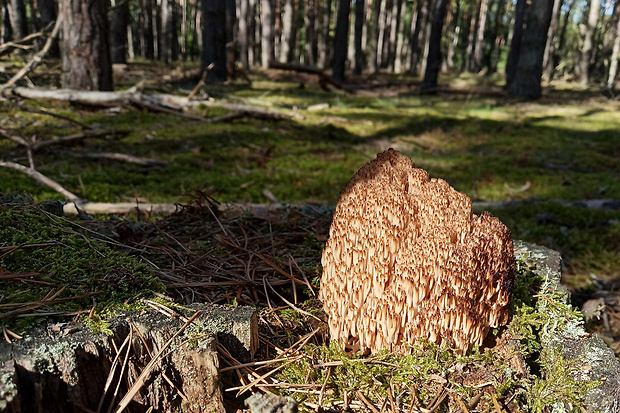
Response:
[319,149,516,354]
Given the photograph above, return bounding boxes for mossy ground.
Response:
[1,66,618,290]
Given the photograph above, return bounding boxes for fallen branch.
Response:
[0,21,55,55]
[30,129,131,151]
[0,160,81,201]
[268,61,351,93]
[10,87,294,121]
[52,150,168,167]
[0,14,62,94]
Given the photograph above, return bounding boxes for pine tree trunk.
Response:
[505,0,526,87]
[353,0,365,74]
[2,7,12,43]
[471,0,488,72]
[376,0,388,68]
[202,0,227,81]
[261,0,275,67]
[35,0,60,58]
[508,0,554,99]
[445,0,459,71]
[408,0,427,74]
[386,0,401,71]
[579,0,600,84]
[318,0,333,68]
[143,0,155,59]
[239,0,250,68]
[61,0,113,91]
[110,0,130,64]
[368,0,382,72]
[7,0,28,40]
[420,2,432,75]
[280,0,293,62]
[422,0,449,90]
[553,0,573,77]
[248,0,257,66]
[332,0,351,82]
[607,0,620,88]
[393,0,407,72]
[542,0,562,80]
[160,0,175,63]
[305,0,316,65]
[486,0,506,73]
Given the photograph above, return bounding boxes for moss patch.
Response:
[0,199,164,332]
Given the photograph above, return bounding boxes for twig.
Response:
[264,277,322,322]
[97,331,132,413]
[31,129,132,151]
[0,160,81,201]
[0,21,55,54]
[187,63,214,100]
[112,310,201,413]
[16,104,93,129]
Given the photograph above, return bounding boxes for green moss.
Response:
[0,203,165,332]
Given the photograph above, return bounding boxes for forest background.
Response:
[1,0,620,357]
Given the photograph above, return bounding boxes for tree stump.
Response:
[0,303,258,413]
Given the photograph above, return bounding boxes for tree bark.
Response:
[607,0,620,88]
[332,0,351,82]
[110,0,130,64]
[579,0,600,84]
[2,7,12,44]
[376,0,388,68]
[61,0,113,91]
[7,0,28,41]
[353,0,365,74]
[486,0,506,73]
[202,0,227,81]
[261,0,275,67]
[422,0,449,90]
[508,0,554,99]
[142,0,155,59]
[505,0,526,88]
[239,0,250,68]
[280,0,293,62]
[35,0,60,58]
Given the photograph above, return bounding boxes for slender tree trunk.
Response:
[332,0,351,82]
[393,0,407,72]
[144,0,155,59]
[422,0,449,90]
[2,6,13,43]
[505,0,526,87]
[261,0,275,66]
[552,0,573,78]
[542,0,562,80]
[579,0,600,84]
[353,0,365,74]
[110,0,130,64]
[386,0,401,71]
[347,0,355,64]
[61,0,113,91]
[420,1,432,74]
[471,0,488,72]
[607,0,620,88]
[239,0,249,68]
[202,0,227,81]
[318,0,332,68]
[508,0,554,99]
[248,0,257,66]
[486,0,506,73]
[445,0,459,71]
[7,0,28,40]
[368,0,382,72]
[35,0,60,58]
[376,0,388,68]
[305,0,316,65]
[409,0,428,74]
[465,0,478,71]
[280,0,293,62]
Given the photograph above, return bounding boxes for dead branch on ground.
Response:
[0,21,55,56]
[0,160,81,201]
[52,150,168,167]
[268,61,351,93]
[0,15,62,94]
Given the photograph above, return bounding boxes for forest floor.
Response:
[1,60,619,409]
